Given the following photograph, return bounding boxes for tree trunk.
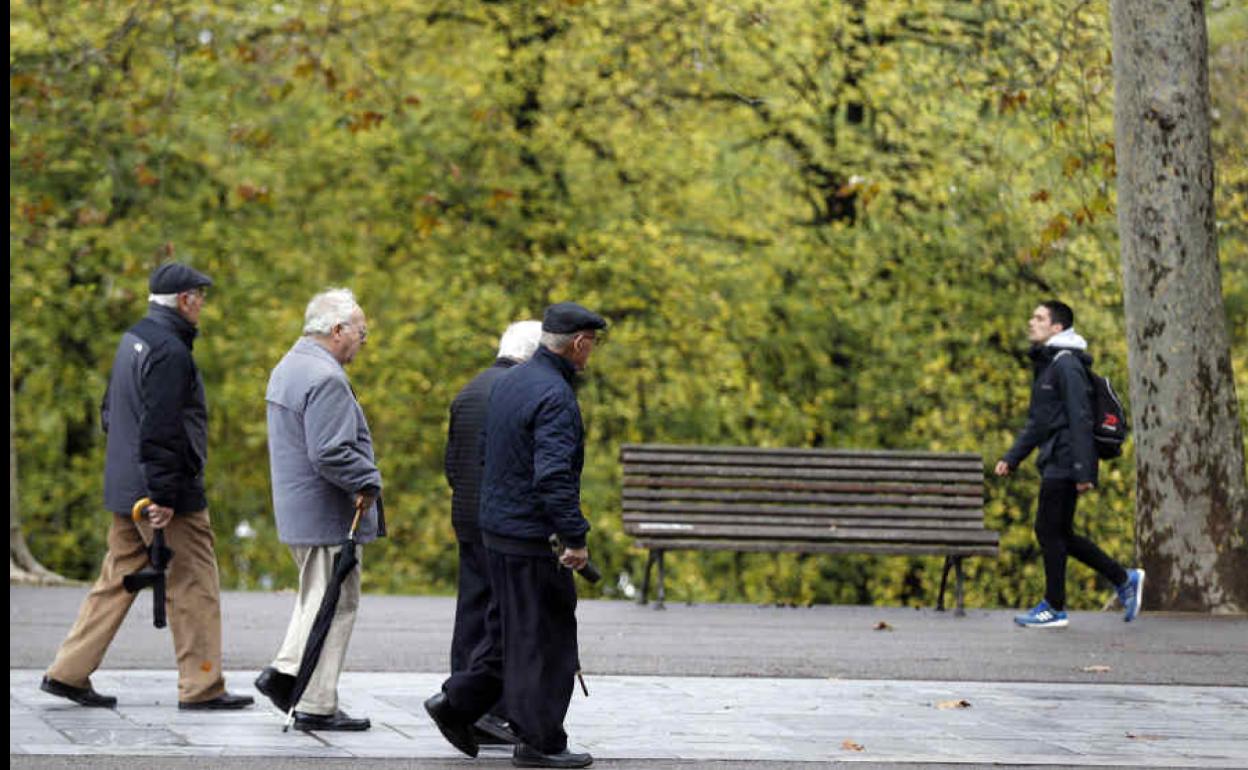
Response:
[9,350,68,584]
[1110,0,1248,612]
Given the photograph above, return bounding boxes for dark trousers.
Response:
[451,539,492,674]
[442,549,579,754]
[1034,478,1128,611]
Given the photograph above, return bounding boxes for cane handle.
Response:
[131,497,154,523]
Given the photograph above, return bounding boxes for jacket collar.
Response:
[494,357,519,370]
[146,303,198,347]
[533,345,577,384]
[294,336,346,371]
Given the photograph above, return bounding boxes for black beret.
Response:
[149,263,213,294]
[542,302,607,334]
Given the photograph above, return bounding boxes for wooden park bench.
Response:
[621,443,997,614]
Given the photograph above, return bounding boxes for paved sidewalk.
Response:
[11,586,1248,767]
[11,669,1248,766]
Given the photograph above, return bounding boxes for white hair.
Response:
[540,331,576,351]
[497,320,543,362]
[303,288,360,336]
[148,293,180,308]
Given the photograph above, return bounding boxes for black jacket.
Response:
[445,358,517,541]
[102,304,208,514]
[478,345,590,549]
[1003,344,1098,484]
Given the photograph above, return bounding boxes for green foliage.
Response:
[11,1,1245,609]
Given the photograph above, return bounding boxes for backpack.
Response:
[1055,350,1129,459]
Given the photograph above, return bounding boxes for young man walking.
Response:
[995,301,1144,628]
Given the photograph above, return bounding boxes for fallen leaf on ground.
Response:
[1126,732,1165,741]
[873,621,893,631]
[841,739,865,752]
[935,699,972,710]
[1081,665,1113,673]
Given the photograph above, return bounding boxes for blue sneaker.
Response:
[1117,569,1145,622]
[1014,599,1068,628]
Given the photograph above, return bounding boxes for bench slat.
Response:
[623,512,989,530]
[628,484,978,501]
[623,451,982,473]
[623,500,983,519]
[630,538,999,557]
[624,487,981,509]
[624,522,999,544]
[622,443,981,461]
[624,464,983,483]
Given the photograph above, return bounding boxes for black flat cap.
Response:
[149,263,213,294]
[542,302,607,334]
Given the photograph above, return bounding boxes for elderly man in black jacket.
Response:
[427,302,605,770]
[995,300,1143,628]
[444,320,542,745]
[41,263,252,711]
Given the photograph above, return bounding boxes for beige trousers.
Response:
[271,544,362,715]
[46,509,227,703]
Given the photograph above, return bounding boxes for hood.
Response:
[1045,327,1088,351]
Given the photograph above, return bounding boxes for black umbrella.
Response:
[282,502,367,732]
[122,498,174,629]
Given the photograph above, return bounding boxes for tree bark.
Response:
[1110,0,1248,612]
[10,350,68,584]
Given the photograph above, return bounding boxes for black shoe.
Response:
[474,712,521,745]
[513,744,593,768]
[254,667,295,712]
[178,692,255,710]
[424,692,479,758]
[293,709,371,732]
[40,676,117,708]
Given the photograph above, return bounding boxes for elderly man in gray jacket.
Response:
[254,288,383,732]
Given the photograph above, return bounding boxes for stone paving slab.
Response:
[11,669,1248,766]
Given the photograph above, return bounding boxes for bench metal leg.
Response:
[654,549,666,611]
[937,556,954,612]
[936,556,967,616]
[638,550,656,605]
[953,556,966,617]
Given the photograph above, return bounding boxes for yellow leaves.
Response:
[1062,154,1084,177]
[235,183,271,204]
[998,89,1028,114]
[841,739,865,752]
[489,188,518,208]
[134,164,160,187]
[347,110,385,133]
[935,699,972,710]
[75,207,107,227]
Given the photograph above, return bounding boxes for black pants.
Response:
[442,549,579,754]
[1034,478,1128,611]
[451,539,492,674]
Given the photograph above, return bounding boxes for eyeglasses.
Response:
[341,322,368,343]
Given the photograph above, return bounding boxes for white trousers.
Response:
[271,544,362,715]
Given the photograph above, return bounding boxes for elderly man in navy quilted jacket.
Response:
[426,302,605,770]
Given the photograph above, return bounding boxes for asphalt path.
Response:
[10,586,1247,686]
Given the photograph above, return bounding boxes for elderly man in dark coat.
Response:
[426,302,605,770]
[444,320,542,745]
[42,263,253,711]
[254,288,383,732]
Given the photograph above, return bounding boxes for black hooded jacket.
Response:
[1003,343,1098,484]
